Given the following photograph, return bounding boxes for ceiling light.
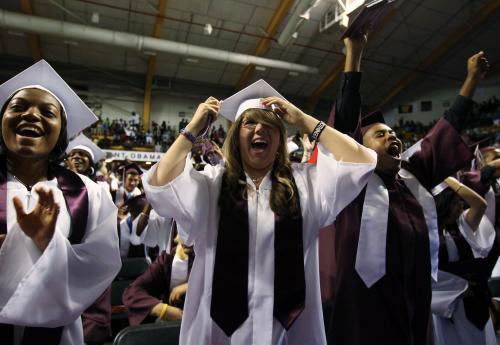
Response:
[186,58,199,63]
[300,10,311,20]
[91,12,100,24]
[204,23,213,35]
[255,66,266,71]
[288,71,300,77]
[143,50,157,56]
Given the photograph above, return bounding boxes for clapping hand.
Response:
[12,187,60,252]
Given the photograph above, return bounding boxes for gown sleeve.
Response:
[0,177,121,327]
[142,154,224,246]
[457,211,495,258]
[123,251,172,325]
[295,142,376,230]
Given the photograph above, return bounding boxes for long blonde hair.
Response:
[219,108,300,216]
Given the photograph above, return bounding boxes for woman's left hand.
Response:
[261,97,307,128]
[169,282,188,305]
[12,187,60,252]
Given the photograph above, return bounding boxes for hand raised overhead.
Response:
[467,51,489,81]
[260,97,307,128]
[12,187,60,252]
[187,96,220,135]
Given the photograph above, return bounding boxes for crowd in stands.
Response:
[85,112,227,153]
[392,96,500,150]
[84,95,499,158]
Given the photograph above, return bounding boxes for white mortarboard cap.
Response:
[66,133,106,162]
[0,59,98,138]
[219,79,286,122]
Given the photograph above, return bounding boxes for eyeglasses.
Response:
[241,119,258,129]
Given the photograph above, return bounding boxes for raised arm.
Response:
[261,97,375,164]
[445,176,487,231]
[445,52,489,132]
[149,97,220,186]
[136,203,152,237]
[332,34,367,136]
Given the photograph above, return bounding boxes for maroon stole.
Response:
[0,157,89,345]
[210,173,305,336]
[438,225,490,330]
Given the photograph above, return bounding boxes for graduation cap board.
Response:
[119,162,143,176]
[360,109,385,135]
[66,133,106,162]
[0,59,98,139]
[340,0,396,40]
[219,79,287,122]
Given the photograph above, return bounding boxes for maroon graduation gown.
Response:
[82,287,112,344]
[325,73,473,345]
[122,250,193,325]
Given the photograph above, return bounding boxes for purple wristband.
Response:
[180,128,196,144]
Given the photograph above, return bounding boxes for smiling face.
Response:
[1,88,62,160]
[238,109,282,177]
[67,148,92,174]
[362,123,402,176]
[124,171,140,192]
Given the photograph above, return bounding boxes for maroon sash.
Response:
[211,173,305,336]
[0,157,89,345]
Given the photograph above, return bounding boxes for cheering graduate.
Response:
[476,146,499,230]
[142,79,376,345]
[123,234,194,325]
[431,177,496,345]
[118,193,150,258]
[325,34,486,345]
[113,162,142,206]
[66,134,114,345]
[0,60,121,345]
[66,133,106,181]
[134,203,175,255]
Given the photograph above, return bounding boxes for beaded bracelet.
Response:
[311,121,326,142]
[180,128,197,144]
[181,116,213,144]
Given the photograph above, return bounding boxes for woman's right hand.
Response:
[185,97,220,135]
[13,187,60,252]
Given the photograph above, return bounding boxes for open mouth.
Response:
[251,139,268,151]
[387,142,401,158]
[16,125,44,138]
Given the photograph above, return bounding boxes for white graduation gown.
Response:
[114,186,141,206]
[142,143,376,345]
[135,209,174,254]
[432,212,496,345]
[0,174,121,345]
